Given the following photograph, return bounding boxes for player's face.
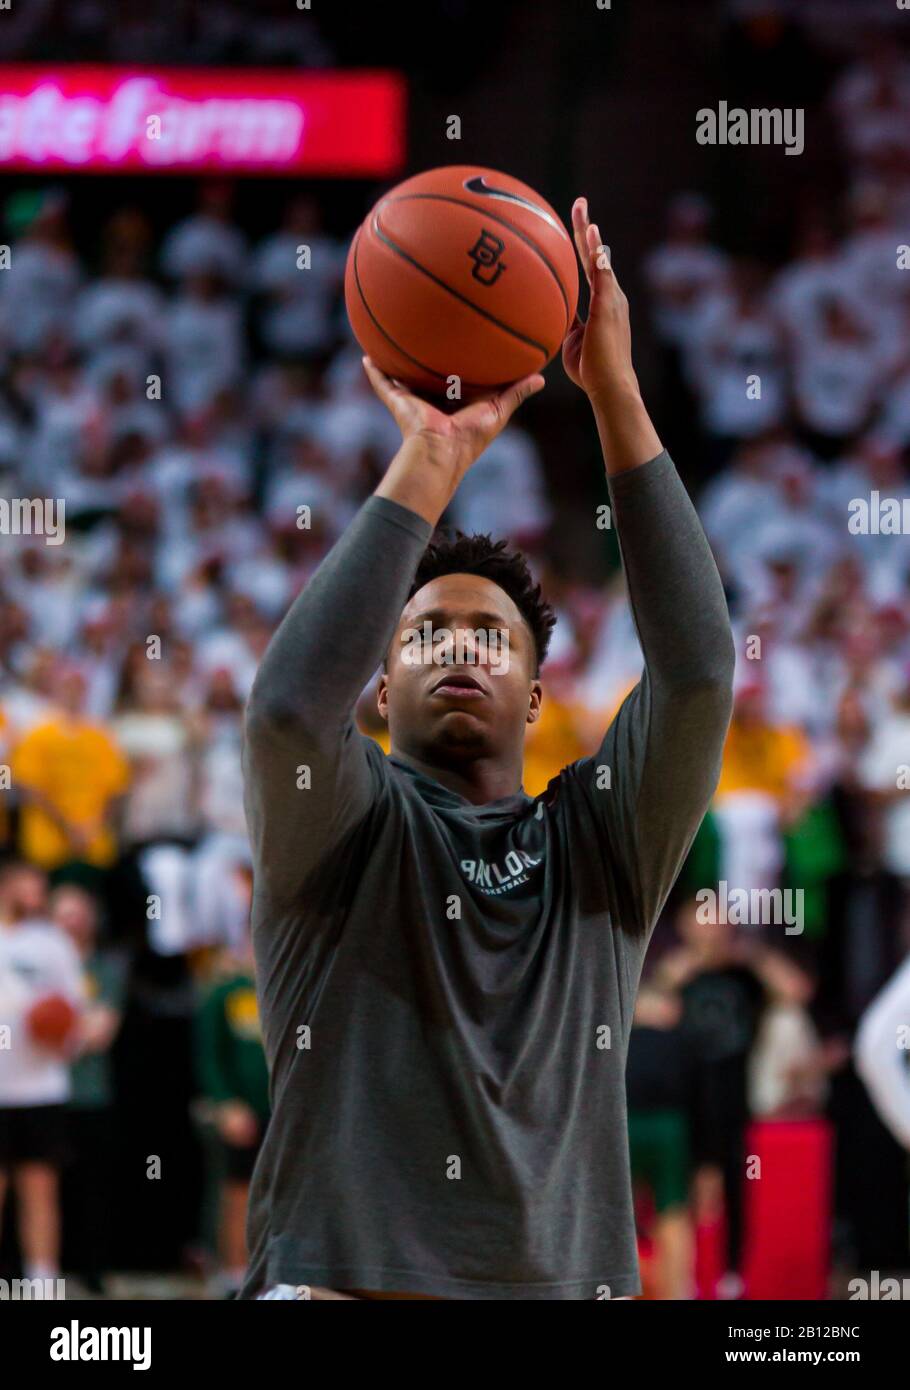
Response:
[379,574,541,763]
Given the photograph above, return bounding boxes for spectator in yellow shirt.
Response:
[713,680,814,894]
[716,681,812,817]
[11,669,130,872]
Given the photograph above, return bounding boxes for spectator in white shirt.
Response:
[699,434,795,569]
[771,216,851,344]
[164,274,245,419]
[160,181,247,287]
[444,425,552,550]
[263,433,353,549]
[643,193,729,350]
[687,261,787,463]
[26,339,102,494]
[793,297,883,458]
[253,195,345,359]
[824,432,910,602]
[0,192,81,355]
[191,672,251,950]
[0,861,84,1288]
[114,665,200,848]
[840,182,902,314]
[857,670,910,887]
[75,235,164,365]
[832,39,910,179]
[855,953,910,1151]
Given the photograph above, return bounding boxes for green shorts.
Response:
[628,1108,690,1213]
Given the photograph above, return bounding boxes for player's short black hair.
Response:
[398,530,556,676]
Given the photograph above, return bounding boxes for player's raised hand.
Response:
[562,198,662,473]
[562,198,637,406]
[362,356,544,477]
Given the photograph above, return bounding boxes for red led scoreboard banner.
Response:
[0,66,405,175]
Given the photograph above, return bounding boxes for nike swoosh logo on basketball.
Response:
[463,175,565,234]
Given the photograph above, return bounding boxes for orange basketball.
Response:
[345,165,579,397]
[26,993,78,1050]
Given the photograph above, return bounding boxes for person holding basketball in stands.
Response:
[240,198,735,1300]
[0,863,84,1292]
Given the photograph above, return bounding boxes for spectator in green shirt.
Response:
[196,933,269,1298]
[52,884,127,1294]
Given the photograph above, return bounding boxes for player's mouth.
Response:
[430,671,489,700]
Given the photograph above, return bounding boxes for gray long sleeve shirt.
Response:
[239,448,734,1300]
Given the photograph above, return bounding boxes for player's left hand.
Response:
[562,198,639,407]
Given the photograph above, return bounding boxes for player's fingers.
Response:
[489,372,546,427]
[458,373,545,437]
[585,223,626,314]
[362,355,406,410]
[586,222,612,286]
[571,197,594,287]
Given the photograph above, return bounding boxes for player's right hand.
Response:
[362,355,544,479]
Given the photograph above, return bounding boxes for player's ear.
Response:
[377,671,389,718]
[527,680,543,726]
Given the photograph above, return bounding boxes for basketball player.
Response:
[240,199,735,1299]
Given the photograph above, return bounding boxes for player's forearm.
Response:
[590,383,663,478]
[247,493,432,736]
[609,450,734,695]
[373,432,462,526]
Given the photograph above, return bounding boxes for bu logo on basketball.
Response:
[468,230,507,285]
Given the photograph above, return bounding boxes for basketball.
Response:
[25,992,79,1050]
[345,165,579,397]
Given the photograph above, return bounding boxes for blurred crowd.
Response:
[627,30,910,1297]
[0,26,909,1300]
